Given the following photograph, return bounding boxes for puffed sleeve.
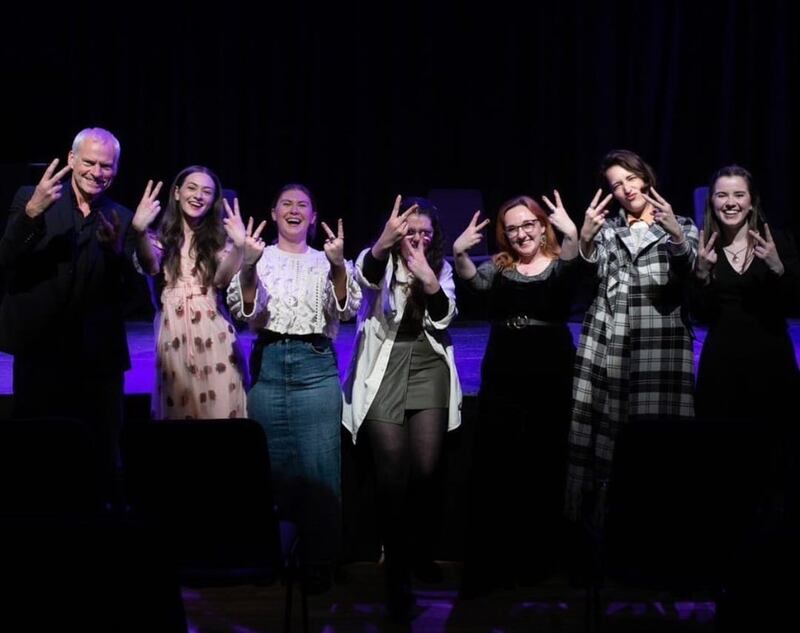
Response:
[324,259,362,321]
[227,268,270,321]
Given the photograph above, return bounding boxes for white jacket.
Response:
[342,248,463,442]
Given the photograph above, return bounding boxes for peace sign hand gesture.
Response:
[453,210,490,256]
[242,216,267,268]
[696,230,718,281]
[222,198,247,248]
[132,180,164,233]
[25,158,72,218]
[641,187,682,241]
[401,232,438,291]
[579,188,613,245]
[750,224,784,275]
[322,218,345,267]
[542,189,578,240]
[372,195,419,259]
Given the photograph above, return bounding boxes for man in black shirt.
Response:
[0,127,135,505]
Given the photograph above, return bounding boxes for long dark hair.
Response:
[158,165,226,287]
[703,164,762,243]
[393,196,445,323]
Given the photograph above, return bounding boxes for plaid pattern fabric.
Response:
[566,211,698,524]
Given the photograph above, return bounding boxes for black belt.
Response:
[497,315,560,330]
[256,330,329,346]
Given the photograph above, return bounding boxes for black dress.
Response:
[692,230,800,631]
[462,257,580,593]
[693,232,800,423]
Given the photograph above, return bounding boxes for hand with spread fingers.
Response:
[24,158,73,219]
[322,218,345,267]
[642,187,683,242]
[541,190,577,240]
[750,223,784,276]
[372,195,419,259]
[579,188,613,255]
[696,230,719,282]
[401,231,439,292]
[242,216,267,268]
[542,189,579,259]
[453,210,490,256]
[222,198,248,248]
[132,179,164,233]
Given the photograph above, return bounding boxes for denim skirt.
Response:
[247,334,342,563]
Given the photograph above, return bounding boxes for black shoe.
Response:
[412,559,443,583]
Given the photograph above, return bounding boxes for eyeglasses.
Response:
[503,220,539,238]
[406,229,434,241]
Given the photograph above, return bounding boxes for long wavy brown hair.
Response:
[703,164,762,244]
[158,165,226,288]
[493,195,560,270]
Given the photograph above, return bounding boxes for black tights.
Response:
[365,409,447,582]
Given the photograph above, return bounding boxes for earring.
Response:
[540,235,547,246]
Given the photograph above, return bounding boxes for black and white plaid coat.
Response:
[565,210,699,523]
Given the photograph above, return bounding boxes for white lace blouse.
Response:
[227,245,361,339]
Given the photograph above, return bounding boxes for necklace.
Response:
[723,243,748,262]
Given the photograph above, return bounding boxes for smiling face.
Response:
[68,136,118,202]
[271,188,316,245]
[174,171,216,221]
[711,175,752,234]
[502,204,544,259]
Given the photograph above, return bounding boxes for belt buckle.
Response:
[507,315,527,330]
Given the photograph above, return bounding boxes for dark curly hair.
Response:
[158,165,226,288]
[393,196,445,323]
[600,149,657,196]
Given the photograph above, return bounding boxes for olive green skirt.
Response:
[365,332,450,424]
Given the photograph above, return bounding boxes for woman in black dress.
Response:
[693,165,800,631]
[694,165,800,422]
[453,191,581,597]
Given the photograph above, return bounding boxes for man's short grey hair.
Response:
[71,127,121,168]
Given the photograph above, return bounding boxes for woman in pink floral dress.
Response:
[133,165,263,419]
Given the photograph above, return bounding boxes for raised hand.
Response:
[642,187,682,241]
[222,198,247,247]
[579,188,613,245]
[542,189,578,239]
[97,209,124,255]
[321,218,345,267]
[25,158,72,218]
[242,216,267,268]
[696,230,718,279]
[401,234,437,289]
[372,195,419,258]
[750,223,784,275]
[453,210,490,255]
[132,180,163,232]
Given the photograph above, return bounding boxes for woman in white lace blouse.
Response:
[227,183,361,586]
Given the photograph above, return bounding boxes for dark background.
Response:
[1,0,796,318]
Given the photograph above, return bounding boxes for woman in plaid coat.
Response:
[565,150,699,526]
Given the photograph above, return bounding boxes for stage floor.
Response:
[2,319,800,397]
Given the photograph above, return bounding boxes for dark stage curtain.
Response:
[1,1,797,299]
